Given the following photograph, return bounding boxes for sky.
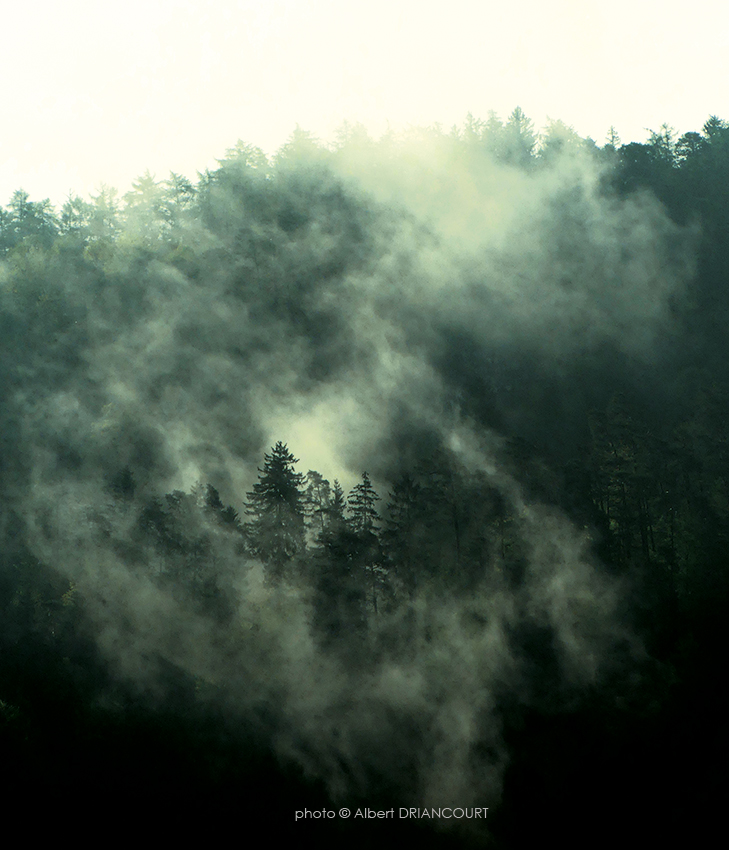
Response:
[1,0,728,206]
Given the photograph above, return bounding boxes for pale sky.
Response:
[1,0,727,206]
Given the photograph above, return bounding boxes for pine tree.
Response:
[327,480,347,529]
[382,472,423,597]
[347,472,380,533]
[311,476,368,650]
[245,442,306,578]
[304,470,331,539]
[347,472,384,613]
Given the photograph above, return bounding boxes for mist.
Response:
[1,114,726,846]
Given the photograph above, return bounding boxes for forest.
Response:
[1,110,728,846]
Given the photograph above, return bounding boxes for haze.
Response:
[2,0,727,204]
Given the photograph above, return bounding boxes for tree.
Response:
[675,131,706,164]
[164,173,197,229]
[311,476,368,649]
[538,119,584,165]
[503,107,536,168]
[482,111,507,160]
[59,195,94,244]
[327,480,347,529]
[85,185,121,256]
[303,470,333,542]
[245,442,306,578]
[347,472,380,534]
[122,171,170,245]
[219,140,269,172]
[347,472,384,612]
[0,190,58,253]
[274,126,328,171]
[647,124,677,167]
[606,126,621,150]
[702,115,729,144]
[382,473,424,597]
[200,483,244,532]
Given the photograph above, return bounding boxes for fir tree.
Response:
[382,472,423,597]
[327,480,347,529]
[304,470,331,539]
[347,472,384,613]
[245,442,306,578]
[347,471,380,533]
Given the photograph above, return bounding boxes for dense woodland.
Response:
[1,111,728,845]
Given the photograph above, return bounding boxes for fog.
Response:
[0,116,711,844]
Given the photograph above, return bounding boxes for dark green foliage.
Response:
[245,442,306,578]
[0,190,58,253]
[304,470,331,539]
[347,471,380,533]
[382,473,424,596]
[346,472,385,613]
[310,522,369,651]
[328,479,346,527]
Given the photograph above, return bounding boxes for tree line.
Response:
[2,109,729,844]
[3,107,729,676]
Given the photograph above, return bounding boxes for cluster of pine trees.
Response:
[130,440,483,639]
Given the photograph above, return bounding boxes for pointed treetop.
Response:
[348,472,380,534]
[246,442,305,514]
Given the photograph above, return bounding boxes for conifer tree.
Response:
[347,472,384,613]
[304,470,331,539]
[327,480,347,529]
[382,472,423,596]
[311,476,368,649]
[347,472,380,533]
[245,442,306,578]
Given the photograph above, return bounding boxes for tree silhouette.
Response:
[245,442,306,579]
[382,472,425,597]
[0,190,58,253]
[347,471,380,533]
[347,472,384,613]
[304,470,331,539]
